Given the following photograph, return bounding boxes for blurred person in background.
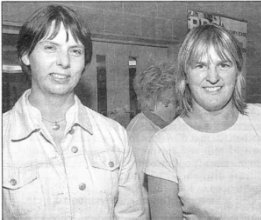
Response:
[127,62,178,219]
[145,24,261,219]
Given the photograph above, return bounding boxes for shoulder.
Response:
[3,90,29,130]
[155,116,185,138]
[245,103,261,131]
[150,117,185,148]
[80,106,132,154]
[246,103,261,122]
[126,113,156,133]
[126,113,143,129]
[84,106,127,136]
[3,110,12,121]
[3,110,12,132]
[246,103,261,115]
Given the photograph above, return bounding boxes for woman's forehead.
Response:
[190,45,232,63]
[43,21,65,38]
[42,21,81,44]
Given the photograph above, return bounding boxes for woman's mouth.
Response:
[204,86,222,92]
[50,73,70,81]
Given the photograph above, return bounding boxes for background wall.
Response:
[2,1,261,119]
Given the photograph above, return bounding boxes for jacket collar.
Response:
[10,89,93,142]
[10,90,41,141]
[67,95,93,135]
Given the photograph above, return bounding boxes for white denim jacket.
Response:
[3,90,145,219]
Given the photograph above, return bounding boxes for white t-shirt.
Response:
[145,104,261,219]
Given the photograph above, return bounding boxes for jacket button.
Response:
[109,161,114,168]
[79,183,86,190]
[69,128,75,135]
[10,179,17,186]
[71,146,78,153]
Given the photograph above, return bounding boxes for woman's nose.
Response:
[206,66,220,84]
[56,51,70,68]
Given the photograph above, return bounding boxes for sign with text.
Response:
[188,10,247,53]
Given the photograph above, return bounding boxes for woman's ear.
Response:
[21,53,30,66]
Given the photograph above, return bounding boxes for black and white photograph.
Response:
[2,1,261,219]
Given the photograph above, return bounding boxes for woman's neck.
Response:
[28,90,75,121]
[183,103,239,133]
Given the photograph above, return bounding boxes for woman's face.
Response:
[22,22,85,97]
[187,46,238,113]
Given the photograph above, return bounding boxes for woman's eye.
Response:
[44,45,55,50]
[71,49,83,56]
[194,64,205,69]
[44,45,56,52]
[220,63,231,68]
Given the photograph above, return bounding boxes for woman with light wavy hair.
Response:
[126,61,177,219]
[145,24,261,219]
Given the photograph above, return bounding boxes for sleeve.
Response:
[144,131,178,183]
[114,128,146,219]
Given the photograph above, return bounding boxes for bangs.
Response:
[18,5,92,68]
[187,38,234,68]
[44,20,80,44]
[44,20,63,40]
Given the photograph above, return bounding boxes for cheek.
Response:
[72,68,84,79]
[71,59,85,73]
[226,71,238,86]
[187,71,203,86]
[29,53,50,71]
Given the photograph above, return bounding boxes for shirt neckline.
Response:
[178,113,243,135]
[143,110,168,129]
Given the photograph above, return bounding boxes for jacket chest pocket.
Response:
[89,150,121,197]
[3,165,44,217]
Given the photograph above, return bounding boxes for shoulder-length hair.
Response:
[17,4,92,75]
[177,24,246,116]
